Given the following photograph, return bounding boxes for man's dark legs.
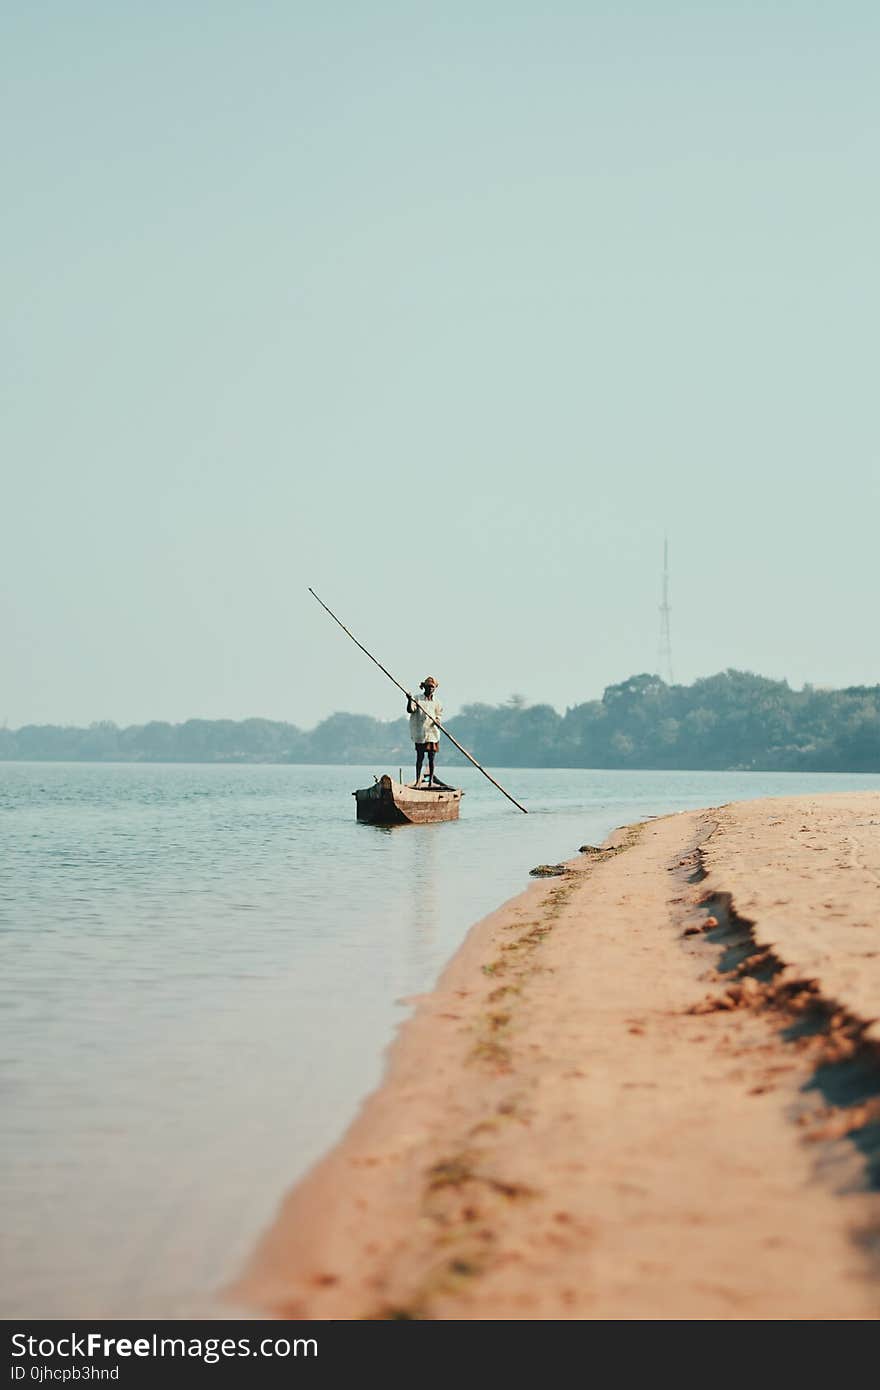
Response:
[414,743,437,785]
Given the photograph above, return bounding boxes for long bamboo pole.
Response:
[308,588,528,814]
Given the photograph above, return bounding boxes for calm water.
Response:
[3,761,880,1317]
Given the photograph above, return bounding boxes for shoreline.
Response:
[230,792,880,1320]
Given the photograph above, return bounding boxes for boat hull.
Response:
[353,774,463,825]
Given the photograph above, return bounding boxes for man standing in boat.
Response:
[406,677,443,787]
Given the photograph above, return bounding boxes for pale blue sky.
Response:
[3,3,878,728]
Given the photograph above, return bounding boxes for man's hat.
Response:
[420,676,438,690]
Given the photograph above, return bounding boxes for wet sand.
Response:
[231,793,880,1319]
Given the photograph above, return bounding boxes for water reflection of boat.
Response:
[353,774,463,825]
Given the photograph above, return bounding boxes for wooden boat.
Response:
[353,774,464,825]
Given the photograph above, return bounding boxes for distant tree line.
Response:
[2,671,879,772]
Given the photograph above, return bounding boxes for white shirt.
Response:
[409,696,443,744]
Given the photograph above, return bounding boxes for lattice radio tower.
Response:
[658,536,674,685]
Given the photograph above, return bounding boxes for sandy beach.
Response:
[231,792,880,1320]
